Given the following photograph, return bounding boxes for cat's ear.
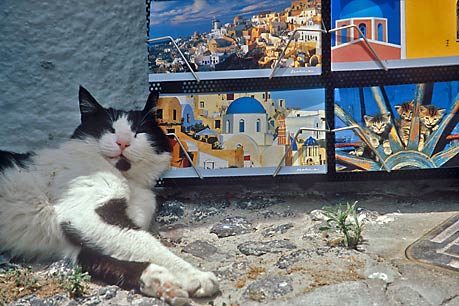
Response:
[79,86,103,116]
[143,91,159,114]
[363,115,372,125]
[419,105,427,114]
[438,108,446,116]
[383,113,391,122]
[394,105,401,112]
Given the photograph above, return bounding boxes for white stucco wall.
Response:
[0,1,149,152]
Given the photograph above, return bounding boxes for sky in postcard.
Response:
[272,88,325,111]
[149,0,295,39]
[331,0,401,45]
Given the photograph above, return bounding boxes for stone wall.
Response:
[0,1,149,152]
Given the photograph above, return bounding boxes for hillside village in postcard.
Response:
[156,89,326,177]
[148,0,322,79]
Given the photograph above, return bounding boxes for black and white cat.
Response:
[0,87,218,306]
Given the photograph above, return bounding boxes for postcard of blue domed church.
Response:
[148,0,322,81]
[157,88,326,178]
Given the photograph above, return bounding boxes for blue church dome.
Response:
[304,136,319,146]
[226,97,266,114]
[340,0,384,19]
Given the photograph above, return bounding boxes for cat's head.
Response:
[394,101,414,120]
[363,113,391,134]
[72,86,171,182]
[419,105,446,129]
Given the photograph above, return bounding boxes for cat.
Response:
[394,101,414,147]
[419,105,446,150]
[351,113,392,157]
[0,86,218,306]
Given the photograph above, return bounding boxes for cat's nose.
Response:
[116,139,130,151]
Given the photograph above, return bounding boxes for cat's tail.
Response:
[0,150,34,171]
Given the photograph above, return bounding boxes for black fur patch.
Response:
[95,198,140,230]
[0,150,33,172]
[71,86,171,155]
[115,157,131,171]
[77,247,149,291]
[60,221,104,253]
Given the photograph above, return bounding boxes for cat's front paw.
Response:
[181,270,219,298]
[140,264,189,306]
[382,141,392,155]
[369,138,379,147]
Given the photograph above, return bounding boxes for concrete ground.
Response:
[154,177,459,306]
[4,177,459,306]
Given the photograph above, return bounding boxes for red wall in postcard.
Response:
[332,41,401,62]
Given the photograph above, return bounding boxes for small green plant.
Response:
[320,201,364,249]
[59,266,91,298]
[8,266,39,288]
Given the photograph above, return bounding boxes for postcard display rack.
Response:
[146,0,459,184]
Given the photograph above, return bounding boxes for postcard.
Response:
[334,81,459,172]
[148,0,323,82]
[331,0,459,71]
[155,88,327,178]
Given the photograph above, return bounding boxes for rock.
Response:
[276,249,312,269]
[156,200,185,224]
[126,289,137,302]
[244,276,293,301]
[0,253,23,272]
[356,207,380,223]
[310,209,328,221]
[386,285,431,306]
[182,240,218,258]
[236,197,280,210]
[98,285,119,299]
[45,259,75,276]
[29,298,59,306]
[238,240,297,256]
[444,295,459,306]
[191,199,231,222]
[248,279,390,306]
[198,199,231,210]
[210,217,255,238]
[80,295,101,306]
[192,206,222,222]
[262,223,294,237]
[260,209,295,219]
[134,298,170,306]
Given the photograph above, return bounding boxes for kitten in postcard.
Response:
[351,113,392,157]
[394,101,414,147]
[0,87,218,306]
[419,105,446,150]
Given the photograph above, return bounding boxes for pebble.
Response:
[191,199,232,222]
[182,240,218,258]
[310,209,328,221]
[98,285,119,299]
[210,217,255,238]
[262,223,294,237]
[244,276,293,301]
[235,197,280,210]
[276,249,312,269]
[156,200,185,224]
[29,298,58,306]
[237,240,297,256]
[45,259,75,276]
